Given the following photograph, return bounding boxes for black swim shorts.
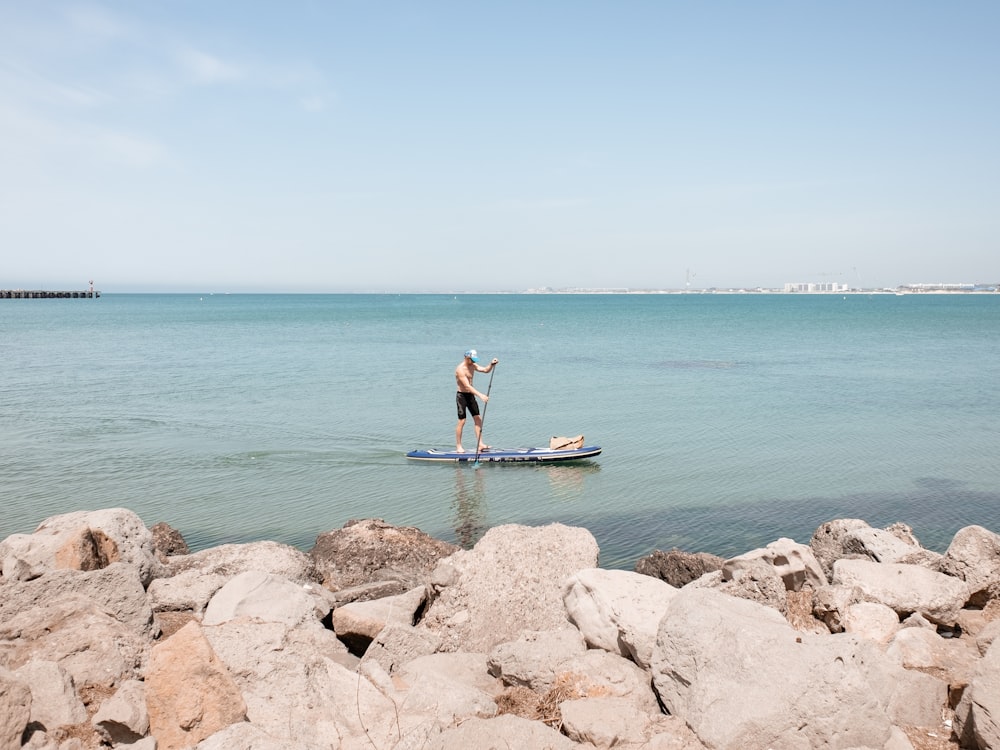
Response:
[456,391,480,419]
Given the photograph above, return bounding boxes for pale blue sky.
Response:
[2,1,997,292]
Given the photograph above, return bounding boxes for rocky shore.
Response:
[2,509,999,750]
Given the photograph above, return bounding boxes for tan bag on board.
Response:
[550,435,584,450]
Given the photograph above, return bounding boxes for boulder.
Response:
[0,596,149,689]
[938,525,1000,606]
[419,523,599,652]
[202,617,408,748]
[309,518,458,592]
[842,526,923,565]
[14,659,87,730]
[812,584,864,633]
[0,508,159,586]
[841,601,901,645]
[358,622,442,674]
[809,518,873,579]
[487,629,588,690]
[0,668,32,750]
[149,540,317,613]
[833,559,971,625]
[402,652,503,698]
[92,679,149,745]
[331,585,428,653]
[722,537,827,591]
[194,722,306,750]
[145,621,247,750]
[975,619,1000,657]
[0,562,154,637]
[717,557,788,615]
[649,587,943,749]
[489,630,659,714]
[886,626,980,693]
[381,652,501,724]
[640,715,710,750]
[150,521,190,560]
[423,713,579,750]
[563,567,678,668]
[633,548,724,588]
[955,638,1000,749]
[560,696,649,747]
[202,570,331,629]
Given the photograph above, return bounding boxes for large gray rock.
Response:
[310,518,458,592]
[0,562,154,636]
[723,537,827,591]
[0,508,159,585]
[423,714,579,750]
[487,629,588,690]
[488,630,660,714]
[0,595,149,689]
[563,567,678,668]
[379,652,501,725]
[420,523,599,652]
[359,623,442,674]
[842,526,923,565]
[202,570,331,629]
[649,587,942,749]
[812,584,865,633]
[92,679,149,745]
[149,540,317,613]
[332,585,428,653]
[560,696,650,748]
[14,659,87,731]
[195,722,304,750]
[938,525,1000,606]
[202,617,413,749]
[955,638,1000,749]
[841,601,900,645]
[833,558,971,625]
[0,668,32,750]
[714,558,789,615]
[886,626,980,692]
[809,518,873,579]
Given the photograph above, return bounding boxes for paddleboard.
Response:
[405,445,602,463]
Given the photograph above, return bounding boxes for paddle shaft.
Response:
[473,364,497,465]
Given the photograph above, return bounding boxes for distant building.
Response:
[783,282,850,293]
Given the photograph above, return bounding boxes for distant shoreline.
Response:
[60,288,1000,296]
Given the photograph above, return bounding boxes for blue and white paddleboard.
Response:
[405,445,602,463]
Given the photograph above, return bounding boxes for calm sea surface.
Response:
[3,293,998,569]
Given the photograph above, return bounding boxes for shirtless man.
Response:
[455,349,499,452]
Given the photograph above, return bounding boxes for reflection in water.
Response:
[451,466,487,549]
[542,462,601,496]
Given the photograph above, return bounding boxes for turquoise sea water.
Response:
[2,293,999,569]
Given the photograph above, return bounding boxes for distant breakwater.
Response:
[1,289,100,299]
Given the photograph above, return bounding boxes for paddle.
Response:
[472,363,497,467]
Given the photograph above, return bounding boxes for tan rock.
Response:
[145,621,246,750]
[420,523,599,652]
[0,667,32,750]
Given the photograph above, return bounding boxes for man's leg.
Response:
[456,418,466,452]
[473,415,485,449]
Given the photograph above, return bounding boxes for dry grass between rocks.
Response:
[494,672,612,730]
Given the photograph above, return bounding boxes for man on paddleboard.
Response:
[455,349,498,452]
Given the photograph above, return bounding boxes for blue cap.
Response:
[465,349,479,362]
